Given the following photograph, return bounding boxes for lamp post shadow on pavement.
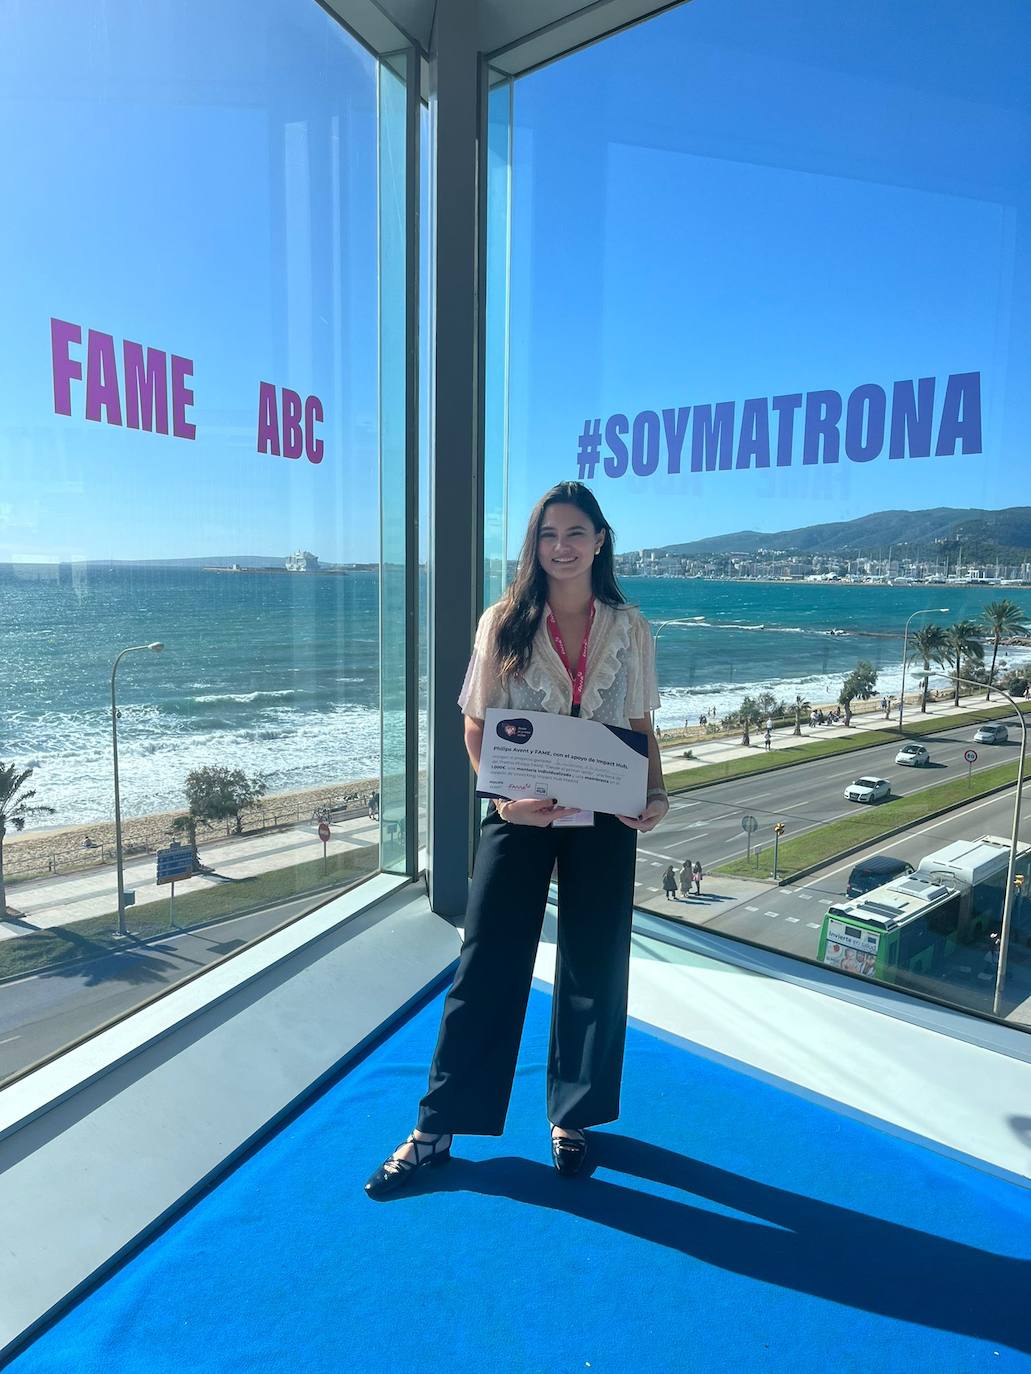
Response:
[111,642,165,939]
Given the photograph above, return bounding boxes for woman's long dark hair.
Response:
[493,481,626,682]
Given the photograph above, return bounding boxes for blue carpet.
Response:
[8,979,1031,1373]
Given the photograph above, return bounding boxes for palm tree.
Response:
[910,624,948,713]
[940,620,985,707]
[0,762,56,918]
[792,693,810,737]
[981,600,1030,702]
[839,662,878,726]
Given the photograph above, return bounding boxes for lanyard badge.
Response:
[545,597,596,827]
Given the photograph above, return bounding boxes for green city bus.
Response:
[817,873,965,984]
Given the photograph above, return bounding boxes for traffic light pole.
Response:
[772,822,785,880]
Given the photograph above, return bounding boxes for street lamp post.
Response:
[650,619,699,731]
[112,642,165,937]
[916,669,1026,1018]
[898,607,949,731]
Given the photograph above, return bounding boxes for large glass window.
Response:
[0,1,418,1083]
[485,0,1031,1029]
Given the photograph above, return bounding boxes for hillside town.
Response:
[614,548,1031,586]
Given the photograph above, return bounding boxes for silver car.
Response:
[895,743,930,766]
[974,723,1008,744]
[844,776,891,803]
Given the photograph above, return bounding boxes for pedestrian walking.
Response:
[679,861,693,899]
[662,865,678,900]
[692,859,703,896]
[365,480,667,1197]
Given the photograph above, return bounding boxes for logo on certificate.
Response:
[496,717,534,744]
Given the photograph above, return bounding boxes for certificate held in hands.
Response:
[477,708,649,819]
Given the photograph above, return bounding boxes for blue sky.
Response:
[0,0,1028,563]
[506,0,1031,553]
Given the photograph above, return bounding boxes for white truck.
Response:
[914,834,1031,945]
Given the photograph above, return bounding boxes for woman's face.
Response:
[537,502,604,584]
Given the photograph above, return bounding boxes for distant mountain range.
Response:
[652,507,1031,558]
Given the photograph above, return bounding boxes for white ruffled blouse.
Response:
[458,599,660,729]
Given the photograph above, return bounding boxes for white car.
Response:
[844,776,891,804]
[974,722,1009,744]
[895,743,930,766]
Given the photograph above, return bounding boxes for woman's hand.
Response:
[497,798,580,827]
[616,795,669,833]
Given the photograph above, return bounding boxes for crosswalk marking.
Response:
[785,916,800,923]
[745,905,759,912]
[764,911,779,918]
[796,893,812,901]
[807,922,821,929]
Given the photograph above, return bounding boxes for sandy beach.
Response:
[1,684,1007,884]
[4,777,380,882]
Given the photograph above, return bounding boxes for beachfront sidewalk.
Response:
[0,813,380,938]
[658,689,1014,778]
[4,688,1017,939]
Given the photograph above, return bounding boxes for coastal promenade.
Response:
[3,685,1020,940]
[0,813,381,938]
[656,686,1019,774]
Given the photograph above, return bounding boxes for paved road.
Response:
[3,711,1027,1078]
[654,788,1031,1025]
[0,894,319,1082]
[1,812,380,936]
[701,787,1031,955]
[633,718,1025,905]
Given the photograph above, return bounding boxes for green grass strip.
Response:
[665,699,1031,794]
[0,848,378,983]
[714,759,1024,882]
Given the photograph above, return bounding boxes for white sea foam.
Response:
[654,645,1031,731]
[11,700,391,830]
[11,623,1030,829]
[192,689,298,704]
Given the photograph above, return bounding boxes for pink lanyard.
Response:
[545,597,595,710]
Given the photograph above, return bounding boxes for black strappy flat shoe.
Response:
[364,1130,453,1199]
[551,1125,588,1176]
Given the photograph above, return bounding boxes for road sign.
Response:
[964,749,978,763]
[741,813,759,865]
[124,890,136,907]
[317,820,331,876]
[156,842,194,885]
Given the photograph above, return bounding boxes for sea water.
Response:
[2,563,1029,829]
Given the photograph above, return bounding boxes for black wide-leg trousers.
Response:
[416,807,638,1135]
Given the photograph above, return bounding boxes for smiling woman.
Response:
[365,479,667,1196]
